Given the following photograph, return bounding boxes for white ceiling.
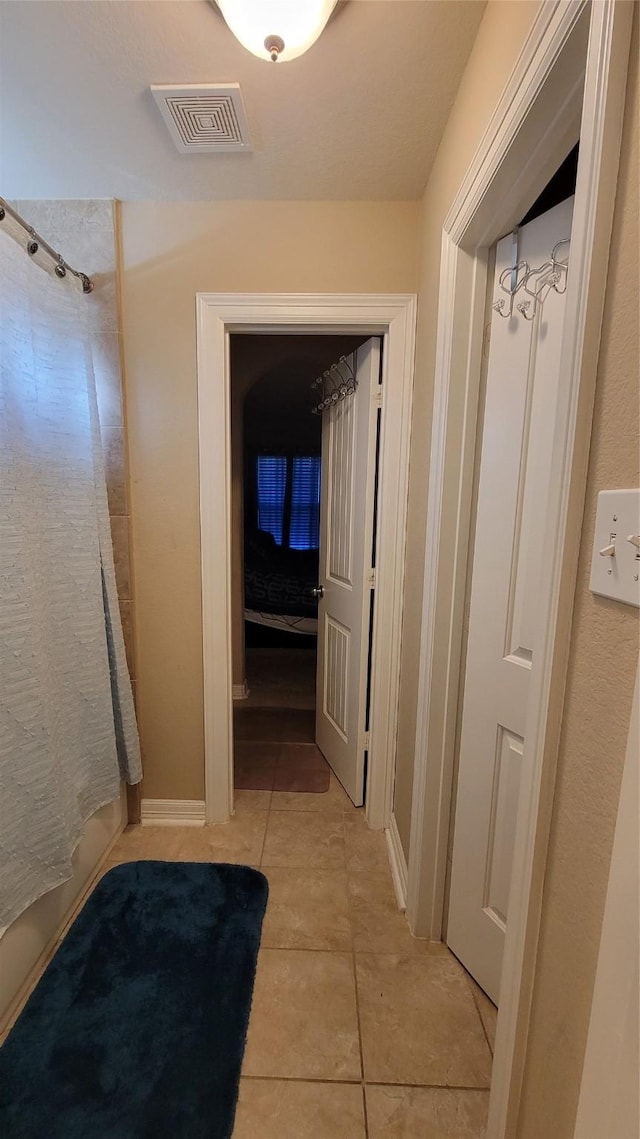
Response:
[0,0,486,201]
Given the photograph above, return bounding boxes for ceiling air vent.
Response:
[150,84,252,153]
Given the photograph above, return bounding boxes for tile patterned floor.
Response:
[110,779,494,1137]
[235,740,331,794]
[8,778,496,1137]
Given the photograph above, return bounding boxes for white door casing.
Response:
[196,293,416,834]
[447,198,575,1003]
[316,339,381,804]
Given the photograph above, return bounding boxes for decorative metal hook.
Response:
[492,259,530,319]
[311,355,357,414]
[494,236,571,322]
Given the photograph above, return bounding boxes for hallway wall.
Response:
[517,20,639,1136]
[392,5,638,1137]
[120,201,420,800]
[119,9,638,1134]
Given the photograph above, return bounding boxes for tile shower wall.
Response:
[14,199,139,779]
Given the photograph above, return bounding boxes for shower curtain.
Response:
[0,232,141,932]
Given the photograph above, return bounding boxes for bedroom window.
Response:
[256,455,287,545]
[256,454,321,550]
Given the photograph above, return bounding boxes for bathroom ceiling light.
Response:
[215,1,337,63]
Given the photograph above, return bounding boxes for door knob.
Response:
[312,585,324,600]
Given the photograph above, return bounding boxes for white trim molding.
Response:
[386,813,408,911]
[196,294,416,830]
[140,799,206,827]
[405,2,633,1137]
[232,681,249,701]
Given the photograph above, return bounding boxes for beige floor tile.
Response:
[233,1079,366,1138]
[174,814,268,865]
[234,789,272,813]
[261,811,345,869]
[366,1085,489,1138]
[356,954,493,1087]
[348,873,448,956]
[271,772,354,813]
[242,948,361,1080]
[467,976,498,1053]
[107,824,185,863]
[344,814,390,872]
[261,868,352,951]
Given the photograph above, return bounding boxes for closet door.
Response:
[315,339,381,805]
[447,197,574,1002]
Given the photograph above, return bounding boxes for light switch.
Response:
[590,489,640,607]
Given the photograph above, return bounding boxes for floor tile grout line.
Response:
[345,849,370,1139]
[256,804,271,868]
[241,1074,364,1086]
[363,1080,492,1091]
[239,1073,491,1091]
[257,945,356,957]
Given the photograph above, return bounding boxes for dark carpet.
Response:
[0,861,268,1139]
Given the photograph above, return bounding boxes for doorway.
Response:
[196,294,417,830]
[230,332,371,803]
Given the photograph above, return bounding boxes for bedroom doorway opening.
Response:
[230,332,372,804]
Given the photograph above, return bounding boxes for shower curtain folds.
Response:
[0,232,141,933]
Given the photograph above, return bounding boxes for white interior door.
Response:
[447,197,575,1002]
[315,338,381,805]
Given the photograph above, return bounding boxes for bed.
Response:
[244,529,319,635]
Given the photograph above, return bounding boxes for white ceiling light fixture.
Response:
[215,1,337,63]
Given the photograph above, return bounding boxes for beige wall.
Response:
[388,2,638,1134]
[518,23,639,1136]
[121,202,420,799]
[393,0,540,851]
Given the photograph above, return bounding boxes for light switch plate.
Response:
[590,489,640,607]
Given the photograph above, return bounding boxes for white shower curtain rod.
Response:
[0,197,93,294]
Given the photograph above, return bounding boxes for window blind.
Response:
[290,456,321,549]
[256,455,287,545]
[255,454,321,550]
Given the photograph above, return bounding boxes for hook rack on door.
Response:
[492,236,571,322]
[311,355,357,414]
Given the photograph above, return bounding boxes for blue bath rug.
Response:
[0,861,268,1138]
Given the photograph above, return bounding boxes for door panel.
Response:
[447,197,574,1002]
[316,338,381,805]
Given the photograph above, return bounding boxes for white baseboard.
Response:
[233,681,249,701]
[140,799,206,827]
[386,813,408,911]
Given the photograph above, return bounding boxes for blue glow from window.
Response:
[290,456,321,550]
[256,455,287,545]
[255,455,321,550]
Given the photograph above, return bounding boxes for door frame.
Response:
[405,1,633,1136]
[195,294,416,830]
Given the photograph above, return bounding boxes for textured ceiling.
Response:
[0,0,486,201]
